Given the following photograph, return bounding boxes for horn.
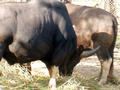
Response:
[80,46,101,58]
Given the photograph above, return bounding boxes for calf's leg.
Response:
[108,49,114,79]
[96,48,112,85]
[99,58,112,85]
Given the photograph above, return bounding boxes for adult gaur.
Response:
[0,0,100,89]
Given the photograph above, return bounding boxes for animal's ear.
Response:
[77,45,84,54]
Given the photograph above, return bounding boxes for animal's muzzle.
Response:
[9,42,20,57]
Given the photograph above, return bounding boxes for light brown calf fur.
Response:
[65,3,118,85]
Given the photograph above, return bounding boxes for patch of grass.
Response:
[0,59,50,90]
[78,76,101,90]
[57,74,97,90]
[108,76,120,85]
[0,59,120,90]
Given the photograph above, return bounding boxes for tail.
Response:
[112,16,118,49]
[109,15,118,57]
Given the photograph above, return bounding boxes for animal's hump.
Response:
[52,1,66,10]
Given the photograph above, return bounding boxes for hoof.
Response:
[98,80,106,85]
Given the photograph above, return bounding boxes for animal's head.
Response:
[59,45,100,76]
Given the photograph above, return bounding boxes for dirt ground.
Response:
[31,55,120,77]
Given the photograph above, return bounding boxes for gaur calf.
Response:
[59,2,118,85]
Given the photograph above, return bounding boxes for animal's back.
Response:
[7,1,77,64]
[66,3,118,49]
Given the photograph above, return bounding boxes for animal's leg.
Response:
[0,42,6,60]
[99,58,112,85]
[0,42,6,76]
[108,49,114,79]
[108,60,114,78]
[96,48,112,85]
[99,60,104,79]
[47,65,58,90]
[20,62,31,73]
[99,59,113,80]
[26,62,31,72]
[107,48,120,83]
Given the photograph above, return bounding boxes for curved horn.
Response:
[80,46,101,58]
